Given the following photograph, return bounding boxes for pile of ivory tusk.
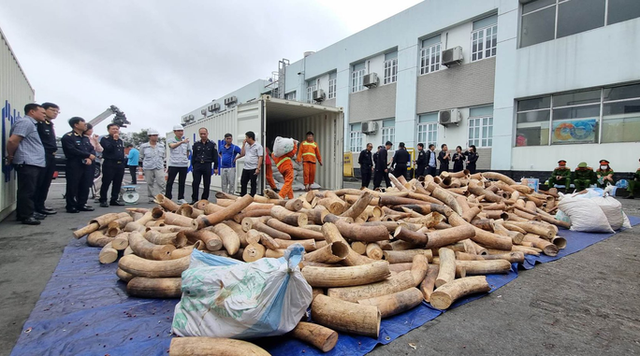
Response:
[74,170,568,355]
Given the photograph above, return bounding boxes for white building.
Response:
[183,0,640,175]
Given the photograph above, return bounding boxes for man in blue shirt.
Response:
[218,133,241,194]
[126,144,139,184]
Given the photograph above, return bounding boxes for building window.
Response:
[307,82,317,103]
[468,105,493,147]
[352,63,365,93]
[471,15,497,62]
[285,91,296,101]
[349,123,363,152]
[520,0,638,48]
[381,119,395,145]
[417,113,438,146]
[420,43,441,75]
[328,75,337,99]
[383,52,398,85]
[515,83,640,146]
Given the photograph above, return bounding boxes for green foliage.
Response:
[121,129,166,147]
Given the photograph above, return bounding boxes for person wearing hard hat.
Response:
[547,160,571,189]
[573,162,595,192]
[166,125,191,205]
[139,129,166,203]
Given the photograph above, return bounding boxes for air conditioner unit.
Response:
[224,96,237,105]
[363,73,378,88]
[208,103,220,112]
[200,109,207,115]
[438,109,461,126]
[181,116,188,124]
[361,121,378,134]
[313,89,325,102]
[442,46,463,67]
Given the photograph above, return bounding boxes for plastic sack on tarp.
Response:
[557,193,614,233]
[172,245,312,339]
[273,136,296,157]
[590,196,625,230]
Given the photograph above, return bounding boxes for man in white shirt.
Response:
[166,125,191,204]
[234,131,263,197]
[139,129,166,203]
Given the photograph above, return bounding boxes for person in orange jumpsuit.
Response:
[264,147,278,192]
[272,142,297,199]
[297,131,322,191]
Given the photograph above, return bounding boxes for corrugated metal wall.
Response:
[0,28,35,221]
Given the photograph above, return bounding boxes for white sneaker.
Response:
[177,199,188,205]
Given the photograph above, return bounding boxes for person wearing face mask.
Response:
[595,159,615,188]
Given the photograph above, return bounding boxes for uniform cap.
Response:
[599,159,609,165]
[558,160,566,164]
[173,125,184,131]
[147,129,159,136]
[578,162,587,168]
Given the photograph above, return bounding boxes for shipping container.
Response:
[0,27,35,221]
[179,95,344,195]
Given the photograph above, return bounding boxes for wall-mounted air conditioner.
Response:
[438,109,461,126]
[363,73,378,88]
[442,46,463,67]
[208,103,220,112]
[200,109,207,115]
[361,121,379,134]
[313,89,325,102]
[224,96,237,105]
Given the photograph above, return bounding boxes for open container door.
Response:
[262,95,344,192]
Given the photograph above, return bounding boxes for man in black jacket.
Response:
[392,142,410,179]
[99,124,125,207]
[34,102,59,215]
[358,143,373,189]
[373,141,392,190]
[191,127,219,203]
[426,144,438,177]
[61,117,96,213]
[415,143,427,178]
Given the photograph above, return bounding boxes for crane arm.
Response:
[88,105,130,128]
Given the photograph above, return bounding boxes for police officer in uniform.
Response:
[190,127,219,204]
[391,142,410,179]
[99,123,126,207]
[373,141,392,190]
[415,143,427,178]
[61,117,96,213]
[358,143,373,189]
[547,160,571,189]
[573,162,595,192]
[34,102,60,215]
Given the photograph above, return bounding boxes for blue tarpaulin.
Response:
[11,216,640,356]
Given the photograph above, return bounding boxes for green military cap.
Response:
[578,162,587,168]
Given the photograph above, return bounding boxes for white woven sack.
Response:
[590,196,624,231]
[273,136,296,157]
[557,196,614,233]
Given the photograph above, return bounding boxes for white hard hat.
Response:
[173,125,184,131]
[147,128,159,136]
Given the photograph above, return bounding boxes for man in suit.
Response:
[358,143,374,189]
[373,141,392,190]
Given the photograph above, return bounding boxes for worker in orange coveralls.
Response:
[264,147,278,192]
[297,131,322,191]
[272,142,298,199]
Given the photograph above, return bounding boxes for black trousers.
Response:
[66,161,92,210]
[166,166,188,200]
[361,167,372,188]
[427,166,437,177]
[373,169,391,189]
[439,165,449,175]
[100,160,125,203]
[415,165,426,178]
[129,165,138,184]
[15,164,43,220]
[393,165,407,179]
[467,163,477,174]
[240,168,258,197]
[34,152,56,211]
[191,163,212,201]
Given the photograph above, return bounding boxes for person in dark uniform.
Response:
[373,141,392,190]
[438,144,450,174]
[358,143,374,189]
[373,145,381,178]
[391,142,410,179]
[452,146,465,172]
[61,117,96,213]
[414,143,427,178]
[33,102,60,215]
[464,145,479,174]
[99,123,126,207]
[426,144,438,177]
[190,127,219,204]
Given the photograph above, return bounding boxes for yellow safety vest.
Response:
[276,157,291,168]
[302,141,317,157]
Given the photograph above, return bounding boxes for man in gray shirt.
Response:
[235,131,263,197]
[6,104,47,224]
[166,125,191,204]
[139,129,166,203]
